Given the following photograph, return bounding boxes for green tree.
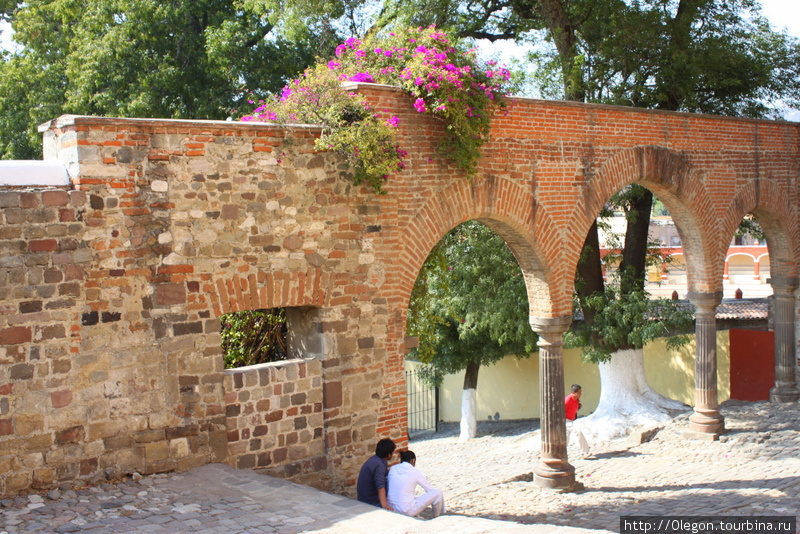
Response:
[0,0,322,159]
[407,221,538,440]
[220,309,288,368]
[378,0,800,116]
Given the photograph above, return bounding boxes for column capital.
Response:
[529,315,572,335]
[768,276,798,294]
[687,291,722,312]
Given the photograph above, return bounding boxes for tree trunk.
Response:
[538,0,585,102]
[575,220,605,325]
[572,348,689,443]
[659,0,700,111]
[618,186,653,294]
[459,360,480,441]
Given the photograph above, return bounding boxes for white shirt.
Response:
[387,461,436,513]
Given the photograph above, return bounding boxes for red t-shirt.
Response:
[564,394,581,420]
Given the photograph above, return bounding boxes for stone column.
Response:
[687,291,725,436]
[769,276,800,402]
[530,316,580,491]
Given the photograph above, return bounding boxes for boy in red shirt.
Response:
[564,384,582,421]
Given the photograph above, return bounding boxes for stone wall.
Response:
[223,358,327,489]
[0,188,90,493]
[1,84,799,497]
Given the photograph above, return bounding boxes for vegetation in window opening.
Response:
[220,308,288,369]
[241,26,511,194]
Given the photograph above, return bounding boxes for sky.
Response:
[1,0,799,117]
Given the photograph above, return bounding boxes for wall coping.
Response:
[0,160,70,186]
[37,114,325,133]
[36,84,799,139]
[222,357,318,375]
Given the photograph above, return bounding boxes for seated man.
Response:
[387,450,445,518]
[356,438,396,510]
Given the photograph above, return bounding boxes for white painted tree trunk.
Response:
[573,348,690,443]
[459,388,477,441]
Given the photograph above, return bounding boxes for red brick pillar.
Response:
[768,276,800,402]
[688,291,725,436]
[530,316,580,492]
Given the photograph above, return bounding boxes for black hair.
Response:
[399,450,416,464]
[375,438,396,459]
[571,384,582,393]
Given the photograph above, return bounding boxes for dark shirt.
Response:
[356,454,388,506]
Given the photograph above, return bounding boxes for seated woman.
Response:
[387,450,446,518]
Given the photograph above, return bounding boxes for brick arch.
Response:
[394,174,556,317]
[574,145,723,291]
[722,180,799,280]
[203,268,329,317]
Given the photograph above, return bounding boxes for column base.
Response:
[533,459,582,492]
[770,383,800,403]
[689,408,725,436]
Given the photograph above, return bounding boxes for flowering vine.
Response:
[243,26,510,194]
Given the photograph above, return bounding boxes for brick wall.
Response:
[1,85,798,497]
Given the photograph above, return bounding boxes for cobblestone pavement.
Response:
[1,399,796,534]
[412,399,800,532]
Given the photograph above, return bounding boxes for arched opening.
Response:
[404,220,539,442]
[569,182,696,443]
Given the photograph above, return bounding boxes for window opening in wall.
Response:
[220,306,323,369]
[221,308,288,368]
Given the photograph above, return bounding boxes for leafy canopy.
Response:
[566,269,694,364]
[407,221,538,385]
[0,0,321,159]
[243,26,510,193]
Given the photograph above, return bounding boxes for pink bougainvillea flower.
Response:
[347,72,375,83]
[413,98,427,113]
[387,116,400,127]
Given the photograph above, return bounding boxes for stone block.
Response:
[55,425,85,445]
[0,326,32,345]
[88,421,122,441]
[627,426,663,446]
[26,433,54,451]
[99,447,144,473]
[103,434,134,451]
[143,441,170,463]
[0,418,13,435]
[154,283,186,306]
[4,472,31,493]
[15,414,45,436]
[168,437,190,458]
[45,443,83,464]
[209,430,229,462]
[51,389,73,408]
[135,429,166,443]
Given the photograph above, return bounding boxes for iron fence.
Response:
[405,368,438,436]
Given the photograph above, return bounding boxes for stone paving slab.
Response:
[0,463,608,534]
[412,400,800,533]
[3,399,796,534]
